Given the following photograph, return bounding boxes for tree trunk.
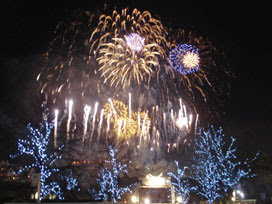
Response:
[37,172,41,204]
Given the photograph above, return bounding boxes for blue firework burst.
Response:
[169,44,200,75]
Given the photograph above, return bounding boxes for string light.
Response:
[168,161,196,204]
[10,108,64,200]
[93,146,135,203]
[193,126,258,204]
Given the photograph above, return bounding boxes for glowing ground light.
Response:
[176,196,183,203]
[144,198,150,204]
[131,195,137,203]
[125,33,145,52]
[169,44,200,75]
[144,174,166,186]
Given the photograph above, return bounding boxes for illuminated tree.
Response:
[63,170,79,191]
[93,146,134,203]
[10,108,77,201]
[168,161,196,204]
[192,126,258,204]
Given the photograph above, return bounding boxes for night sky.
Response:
[0,1,271,160]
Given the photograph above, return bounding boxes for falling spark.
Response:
[83,105,91,143]
[54,109,59,149]
[108,98,117,120]
[129,93,132,118]
[97,108,104,142]
[141,111,148,136]
[195,113,199,134]
[90,102,99,145]
[117,120,122,139]
[66,99,73,140]
[138,112,141,133]
[36,73,41,81]
[107,113,111,133]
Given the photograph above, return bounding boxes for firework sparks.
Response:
[89,7,169,89]
[90,102,99,145]
[97,37,160,88]
[128,93,132,118]
[83,105,91,143]
[169,44,200,75]
[103,99,150,139]
[90,8,168,57]
[54,109,59,149]
[67,99,73,140]
[36,12,101,105]
[125,33,145,52]
[52,93,195,155]
[36,6,231,123]
[164,29,232,118]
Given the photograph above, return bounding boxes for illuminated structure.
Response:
[131,174,176,204]
[231,189,245,201]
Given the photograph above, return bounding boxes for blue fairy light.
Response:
[10,108,64,200]
[168,161,197,204]
[93,146,135,203]
[192,126,259,204]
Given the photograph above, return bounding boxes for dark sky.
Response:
[0,0,271,159]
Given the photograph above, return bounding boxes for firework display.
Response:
[36,5,231,155]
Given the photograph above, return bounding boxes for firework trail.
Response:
[37,11,103,105]
[53,94,194,154]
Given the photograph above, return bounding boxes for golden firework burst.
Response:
[103,99,150,139]
[90,7,168,89]
[90,8,168,56]
[182,51,200,70]
[97,36,159,89]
